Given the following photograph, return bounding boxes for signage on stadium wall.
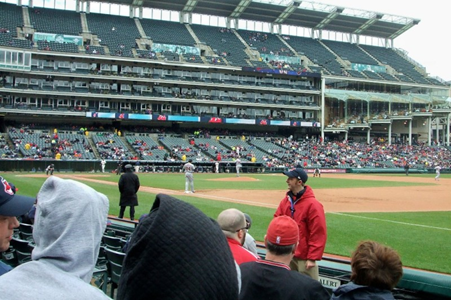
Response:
[242,66,321,78]
[33,32,83,46]
[201,116,223,123]
[305,169,346,173]
[167,115,199,122]
[301,121,321,127]
[152,43,200,55]
[351,63,386,74]
[86,112,320,128]
[319,276,341,289]
[260,54,301,65]
[225,118,256,125]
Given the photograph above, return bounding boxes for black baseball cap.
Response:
[0,176,35,217]
[283,168,308,183]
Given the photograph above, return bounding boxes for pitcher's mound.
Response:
[209,176,259,182]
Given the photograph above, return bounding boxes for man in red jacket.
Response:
[217,208,260,265]
[274,168,327,280]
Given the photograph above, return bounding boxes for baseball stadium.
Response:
[0,0,450,298]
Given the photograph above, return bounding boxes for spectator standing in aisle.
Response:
[118,164,140,221]
[274,168,327,281]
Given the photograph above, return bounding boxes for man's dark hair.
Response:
[266,240,296,256]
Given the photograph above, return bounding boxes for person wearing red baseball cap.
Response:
[0,176,35,276]
[274,168,327,281]
[239,216,330,300]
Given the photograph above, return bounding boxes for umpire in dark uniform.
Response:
[118,164,140,221]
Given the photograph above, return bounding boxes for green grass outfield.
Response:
[7,172,451,274]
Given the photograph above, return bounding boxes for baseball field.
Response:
[9,171,451,274]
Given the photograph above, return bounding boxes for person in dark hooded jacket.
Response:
[331,240,403,300]
[118,164,140,221]
[117,194,239,300]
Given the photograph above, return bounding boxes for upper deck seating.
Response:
[0,3,27,48]
[29,7,82,35]
[360,45,432,85]
[85,45,105,55]
[362,70,383,80]
[238,30,294,58]
[37,40,79,53]
[140,19,195,46]
[86,13,141,57]
[345,70,366,79]
[285,36,343,75]
[190,25,249,67]
[183,54,204,64]
[322,40,378,65]
[136,49,157,59]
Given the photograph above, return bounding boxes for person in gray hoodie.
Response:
[0,176,111,300]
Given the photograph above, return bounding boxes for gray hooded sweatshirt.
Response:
[0,176,111,300]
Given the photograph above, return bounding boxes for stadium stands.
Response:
[140,19,195,46]
[286,36,343,75]
[29,7,82,35]
[360,45,432,85]
[190,25,249,66]
[86,12,141,57]
[0,2,29,48]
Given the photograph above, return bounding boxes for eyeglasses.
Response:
[235,225,249,232]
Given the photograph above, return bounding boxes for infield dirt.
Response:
[22,174,450,213]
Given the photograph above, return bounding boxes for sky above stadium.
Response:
[319,0,449,82]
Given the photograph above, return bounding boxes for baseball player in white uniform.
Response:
[100,159,106,173]
[435,166,442,181]
[235,157,242,177]
[183,159,195,193]
[215,161,219,173]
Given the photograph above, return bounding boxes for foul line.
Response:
[330,212,451,231]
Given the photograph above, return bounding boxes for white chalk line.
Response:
[330,212,451,231]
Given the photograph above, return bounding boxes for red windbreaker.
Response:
[274,186,327,261]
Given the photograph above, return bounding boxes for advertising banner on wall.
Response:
[86,112,321,128]
[351,63,386,73]
[33,32,83,46]
[152,43,200,55]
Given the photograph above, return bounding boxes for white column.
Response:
[388,123,392,145]
[408,119,412,146]
[448,113,450,146]
[436,117,440,144]
[428,116,432,146]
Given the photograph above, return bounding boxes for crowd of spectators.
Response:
[267,136,451,170]
[8,126,95,160]
[2,124,450,171]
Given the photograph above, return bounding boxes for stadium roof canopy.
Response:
[109,0,420,39]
